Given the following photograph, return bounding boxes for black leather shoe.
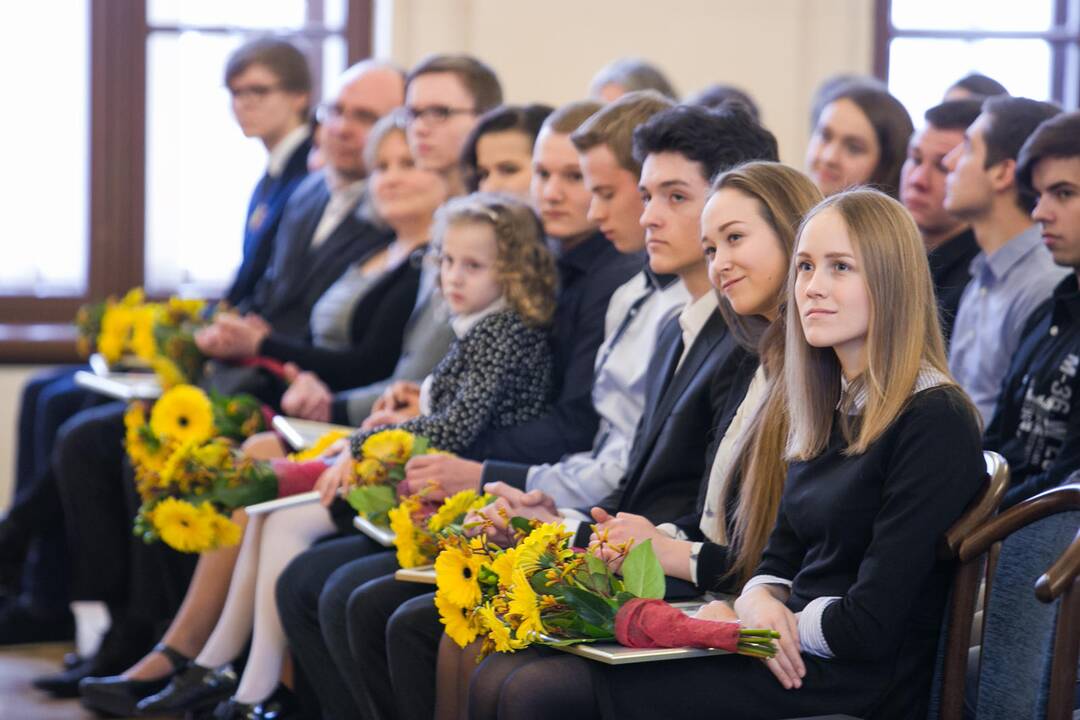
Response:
[135,663,237,716]
[79,643,190,717]
[32,620,152,697]
[208,689,297,720]
[32,657,105,698]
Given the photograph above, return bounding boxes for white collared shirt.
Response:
[311,178,366,248]
[525,271,689,507]
[266,125,311,178]
[676,290,720,370]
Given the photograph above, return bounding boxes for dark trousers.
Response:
[373,582,441,720]
[344,573,434,720]
[53,403,196,643]
[276,534,393,720]
[8,367,97,612]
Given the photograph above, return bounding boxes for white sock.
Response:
[194,514,266,669]
[232,502,336,704]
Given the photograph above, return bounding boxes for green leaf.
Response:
[620,539,665,599]
[346,484,398,523]
[584,552,608,576]
[560,585,618,629]
[413,436,430,455]
[509,516,533,533]
[208,463,278,509]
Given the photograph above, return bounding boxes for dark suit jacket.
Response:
[571,309,749,546]
[226,134,314,310]
[257,248,426,392]
[250,171,393,339]
[928,226,978,347]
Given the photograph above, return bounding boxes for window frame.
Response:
[874,0,1080,109]
[0,0,373,362]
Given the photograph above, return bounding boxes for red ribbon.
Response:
[614,598,741,651]
[270,459,329,498]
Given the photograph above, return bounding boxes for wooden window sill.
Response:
[0,324,82,364]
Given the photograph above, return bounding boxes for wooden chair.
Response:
[934,450,1010,719]
[952,483,1080,719]
[1035,521,1080,720]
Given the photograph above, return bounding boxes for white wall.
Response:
[375,0,876,166]
[0,366,40,512]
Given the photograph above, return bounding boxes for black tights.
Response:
[466,647,597,720]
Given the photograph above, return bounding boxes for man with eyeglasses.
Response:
[201,58,406,345]
[403,54,503,195]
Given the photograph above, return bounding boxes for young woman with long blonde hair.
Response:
[466,188,985,720]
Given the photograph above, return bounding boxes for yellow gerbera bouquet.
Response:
[74,287,209,388]
[125,384,273,553]
[388,489,493,568]
[435,520,781,659]
[343,429,444,526]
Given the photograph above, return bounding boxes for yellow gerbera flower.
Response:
[477,604,526,653]
[288,429,351,462]
[435,590,482,648]
[97,304,134,363]
[150,498,216,553]
[208,511,242,548]
[165,297,206,322]
[130,306,159,362]
[120,287,146,307]
[428,489,481,533]
[158,439,198,490]
[435,545,484,609]
[150,385,215,445]
[507,568,545,641]
[191,440,233,471]
[389,499,424,568]
[489,547,518,588]
[354,457,389,486]
[360,429,415,464]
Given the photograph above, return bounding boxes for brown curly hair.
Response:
[431,193,558,327]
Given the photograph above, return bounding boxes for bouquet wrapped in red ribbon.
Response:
[615,598,779,657]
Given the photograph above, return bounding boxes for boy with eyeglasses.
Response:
[403,54,503,194]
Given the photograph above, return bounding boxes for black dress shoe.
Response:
[33,619,153,697]
[79,643,190,717]
[136,663,237,716]
[208,690,297,720]
[0,598,75,645]
[33,657,104,698]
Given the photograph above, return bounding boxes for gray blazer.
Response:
[334,264,454,424]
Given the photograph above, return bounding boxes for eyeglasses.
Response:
[228,83,282,101]
[404,105,476,125]
[316,102,380,128]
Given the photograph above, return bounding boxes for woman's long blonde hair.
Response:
[784,189,974,460]
[709,162,823,586]
[431,192,558,327]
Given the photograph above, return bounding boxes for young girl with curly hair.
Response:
[140,193,558,720]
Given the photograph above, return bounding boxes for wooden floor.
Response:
[0,643,181,720]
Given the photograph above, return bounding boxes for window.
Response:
[0,1,90,298]
[877,0,1080,122]
[0,0,373,359]
[143,1,350,296]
